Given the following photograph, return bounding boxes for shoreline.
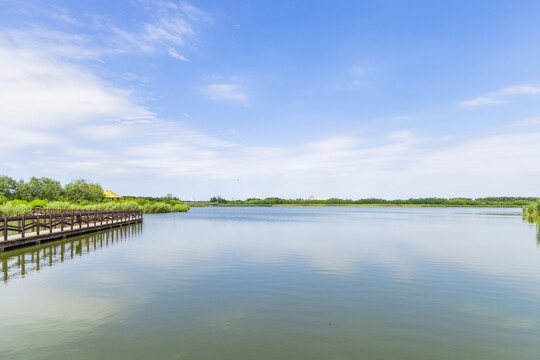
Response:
[186,203,524,208]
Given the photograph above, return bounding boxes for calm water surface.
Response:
[1,207,540,359]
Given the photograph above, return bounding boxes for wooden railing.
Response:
[1,209,143,243]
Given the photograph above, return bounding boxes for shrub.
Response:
[8,199,29,205]
[29,199,49,209]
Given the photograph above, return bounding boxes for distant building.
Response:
[166,193,173,199]
[103,190,122,199]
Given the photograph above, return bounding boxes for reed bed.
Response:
[0,199,189,216]
[523,201,540,223]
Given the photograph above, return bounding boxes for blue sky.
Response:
[1,0,540,200]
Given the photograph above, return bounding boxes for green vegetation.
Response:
[0,203,33,216]
[0,175,102,202]
[205,196,539,208]
[523,201,540,223]
[0,175,189,216]
[63,179,103,202]
[0,198,189,216]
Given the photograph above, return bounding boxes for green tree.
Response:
[210,196,228,204]
[0,175,19,200]
[16,177,63,201]
[41,177,63,200]
[63,179,103,202]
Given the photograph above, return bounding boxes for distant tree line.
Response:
[209,196,538,207]
[0,175,103,203]
[123,195,181,202]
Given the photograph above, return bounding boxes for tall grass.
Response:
[523,201,540,223]
[0,203,33,216]
[81,201,141,211]
[44,201,80,210]
[41,200,189,214]
[0,198,190,216]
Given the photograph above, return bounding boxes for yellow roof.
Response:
[103,190,122,198]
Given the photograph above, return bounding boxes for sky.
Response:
[1,0,540,200]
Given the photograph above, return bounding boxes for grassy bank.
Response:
[0,199,189,216]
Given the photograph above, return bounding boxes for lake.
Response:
[1,207,539,359]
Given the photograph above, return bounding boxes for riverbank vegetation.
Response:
[204,196,538,207]
[523,201,540,223]
[0,175,189,216]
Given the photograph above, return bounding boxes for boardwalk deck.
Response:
[1,209,143,251]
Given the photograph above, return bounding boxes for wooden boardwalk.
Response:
[1,209,143,251]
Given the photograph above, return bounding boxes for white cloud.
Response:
[79,124,133,140]
[168,48,189,61]
[461,96,505,107]
[0,47,155,131]
[0,1,207,61]
[142,15,193,47]
[2,2,540,198]
[417,132,540,175]
[461,84,540,106]
[497,85,540,95]
[2,33,540,197]
[204,83,248,104]
[517,114,540,125]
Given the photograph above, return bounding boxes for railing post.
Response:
[49,214,53,233]
[2,216,7,242]
[36,214,40,235]
[22,215,25,239]
[61,213,64,232]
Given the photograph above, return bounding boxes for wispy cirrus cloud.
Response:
[168,48,189,61]
[349,66,377,86]
[203,83,249,104]
[461,84,540,107]
[0,1,206,61]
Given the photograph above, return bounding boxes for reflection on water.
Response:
[0,222,142,283]
[522,213,540,245]
[2,208,540,360]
